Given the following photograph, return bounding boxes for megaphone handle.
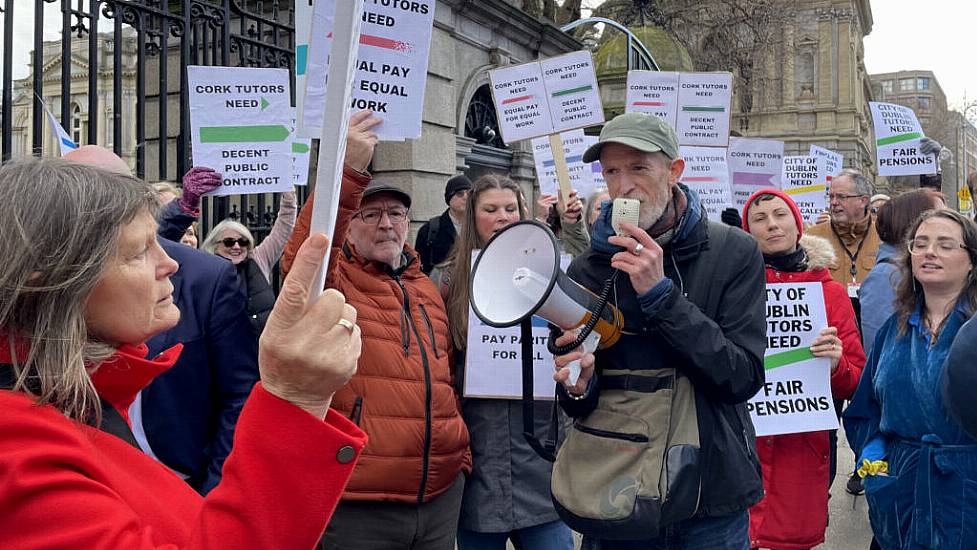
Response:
[547,270,619,356]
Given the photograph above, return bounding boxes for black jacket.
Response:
[236,258,276,337]
[414,209,458,274]
[561,215,767,518]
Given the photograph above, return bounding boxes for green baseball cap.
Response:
[582,112,680,163]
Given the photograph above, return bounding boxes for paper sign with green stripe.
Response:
[539,50,605,133]
[188,65,294,197]
[748,281,839,437]
[676,72,733,147]
[869,101,935,177]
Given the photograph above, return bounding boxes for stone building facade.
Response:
[734,0,877,179]
[4,32,138,167]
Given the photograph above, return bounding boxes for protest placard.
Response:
[188,66,294,197]
[489,51,603,145]
[541,51,605,133]
[869,101,937,176]
[531,129,595,198]
[300,0,435,140]
[747,282,837,437]
[290,108,312,186]
[781,156,828,224]
[809,145,843,180]
[464,253,571,399]
[679,145,733,218]
[582,135,607,192]
[625,70,679,126]
[676,72,732,147]
[728,137,784,209]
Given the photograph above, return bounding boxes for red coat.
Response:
[748,235,866,550]
[0,342,366,549]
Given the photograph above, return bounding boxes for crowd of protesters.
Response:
[0,105,975,550]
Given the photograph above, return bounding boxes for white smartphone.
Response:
[611,198,640,237]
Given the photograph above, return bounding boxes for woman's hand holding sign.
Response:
[810,326,842,372]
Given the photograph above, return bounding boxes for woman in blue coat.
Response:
[844,209,977,550]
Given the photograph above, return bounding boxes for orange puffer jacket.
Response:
[282,166,471,504]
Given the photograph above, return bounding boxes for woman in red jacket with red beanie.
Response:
[0,158,366,549]
[741,189,865,550]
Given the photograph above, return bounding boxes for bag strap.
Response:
[520,319,557,462]
[0,363,141,450]
[426,215,441,248]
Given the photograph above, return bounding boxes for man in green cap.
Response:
[552,112,767,548]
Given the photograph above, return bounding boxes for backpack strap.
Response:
[0,363,141,450]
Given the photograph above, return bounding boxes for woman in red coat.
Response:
[0,157,366,549]
[741,189,865,550]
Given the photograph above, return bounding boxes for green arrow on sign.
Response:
[199,125,290,143]
[292,142,310,154]
[261,98,270,111]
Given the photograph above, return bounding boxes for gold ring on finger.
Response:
[336,318,356,333]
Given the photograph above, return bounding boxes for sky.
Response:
[1,0,974,116]
[862,1,977,114]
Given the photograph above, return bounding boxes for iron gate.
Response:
[0,0,299,238]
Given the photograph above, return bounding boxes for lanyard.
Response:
[830,219,871,282]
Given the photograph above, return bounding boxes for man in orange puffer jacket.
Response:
[282,111,471,550]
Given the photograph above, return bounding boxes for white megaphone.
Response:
[469,221,622,350]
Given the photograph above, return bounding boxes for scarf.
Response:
[763,246,808,273]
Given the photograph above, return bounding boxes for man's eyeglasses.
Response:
[908,237,968,257]
[356,207,409,225]
[220,238,250,248]
[826,193,865,202]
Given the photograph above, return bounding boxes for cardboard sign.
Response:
[809,145,843,180]
[747,282,837,437]
[676,72,733,147]
[531,129,595,198]
[869,101,937,176]
[300,0,435,140]
[464,253,571,399]
[489,51,603,144]
[625,70,680,124]
[728,138,784,209]
[582,135,607,192]
[679,145,733,219]
[290,108,312,186]
[781,156,828,224]
[188,66,293,196]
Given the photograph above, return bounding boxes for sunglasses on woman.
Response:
[220,238,250,248]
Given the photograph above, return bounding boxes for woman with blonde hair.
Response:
[0,158,364,548]
[200,191,296,335]
[433,174,573,550]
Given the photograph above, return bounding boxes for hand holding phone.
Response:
[611,198,639,237]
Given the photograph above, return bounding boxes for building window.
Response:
[71,104,82,145]
[882,80,893,94]
[899,78,915,92]
[917,77,930,91]
[917,96,931,110]
[796,52,815,100]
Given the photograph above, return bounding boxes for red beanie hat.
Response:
[741,188,804,244]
